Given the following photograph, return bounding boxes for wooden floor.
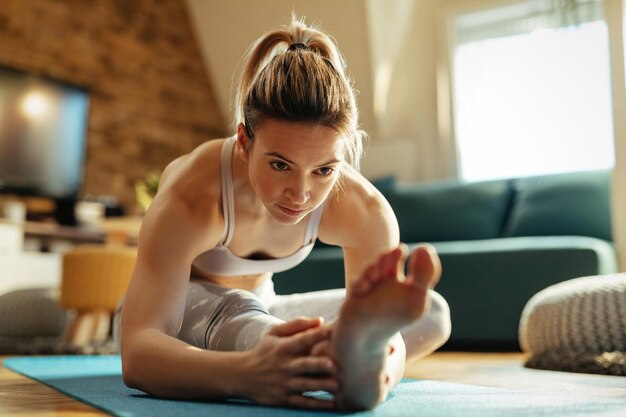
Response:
[407,352,626,396]
[1,352,625,416]
[0,355,102,417]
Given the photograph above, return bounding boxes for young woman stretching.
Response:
[117,17,451,411]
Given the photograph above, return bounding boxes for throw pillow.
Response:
[385,179,513,242]
[503,170,612,241]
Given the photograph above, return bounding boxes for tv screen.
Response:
[0,66,89,200]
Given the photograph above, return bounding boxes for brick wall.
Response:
[0,0,226,212]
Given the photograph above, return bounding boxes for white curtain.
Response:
[364,0,458,182]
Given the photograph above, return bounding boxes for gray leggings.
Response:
[175,279,451,359]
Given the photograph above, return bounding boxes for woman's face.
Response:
[237,119,346,225]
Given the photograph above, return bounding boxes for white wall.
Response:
[606,0,626,271]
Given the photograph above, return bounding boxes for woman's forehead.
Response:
[253,120,346,161]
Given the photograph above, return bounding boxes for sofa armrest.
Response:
[427,236,618,349]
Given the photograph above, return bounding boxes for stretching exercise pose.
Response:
[117,17,451,411]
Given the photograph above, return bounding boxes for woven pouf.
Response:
[519,273,626,376]
[0,287,68,354]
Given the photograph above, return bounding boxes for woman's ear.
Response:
[236,123,250,162]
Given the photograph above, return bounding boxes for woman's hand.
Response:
[240,317,339,409]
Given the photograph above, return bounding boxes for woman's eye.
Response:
[270,161,289,171]
[317,167,334,176]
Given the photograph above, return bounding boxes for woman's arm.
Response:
[319,169,401,289]
[120,156,237,395]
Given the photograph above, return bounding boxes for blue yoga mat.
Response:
[3,355,623,417]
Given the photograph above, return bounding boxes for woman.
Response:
[118,17,451,411]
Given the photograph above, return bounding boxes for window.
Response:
[452,0,614,182]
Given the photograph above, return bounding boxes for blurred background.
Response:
[0,0,624,264]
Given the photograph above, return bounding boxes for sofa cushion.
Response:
[385,179,512,242]
[503,170,612,241]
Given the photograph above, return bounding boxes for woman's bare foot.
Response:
[330,244,441,410]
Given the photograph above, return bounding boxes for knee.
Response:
[204,289,271,350]
[179,287,267,349]
[218,289,269,317]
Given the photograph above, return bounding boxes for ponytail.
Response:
[232,16,366,169]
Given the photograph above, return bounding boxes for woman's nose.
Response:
[285,178,310,204]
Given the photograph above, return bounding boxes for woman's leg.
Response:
[177,279,283,351]
[267,286,450,360]
[267,287,345,324]
[114,279,284,353]
[400,289,451,360]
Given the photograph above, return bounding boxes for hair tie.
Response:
[288,43,307,51]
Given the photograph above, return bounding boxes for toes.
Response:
[379,247,404,281]
[376,253,391,280]
[393,244,408,280]
[407,244,441,289]
[366,263,381,283]
[351,279,371,295]
[353,246,411,295]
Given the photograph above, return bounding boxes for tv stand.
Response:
[53,197,77,226]
[21,216,141,250]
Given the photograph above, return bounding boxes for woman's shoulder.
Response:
[318,165,397,247]
[332,165,391,210]
[135,139,230,271]
[155,138,229,217]
[161,138,226,188]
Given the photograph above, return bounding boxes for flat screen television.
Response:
[0,65,89,223]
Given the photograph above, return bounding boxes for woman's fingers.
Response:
[287,376,340,394]
[269,316,323,337]
[250,323,339,410]
[310,339,332,357]
[282,326,332,355]
[288,356,337,376]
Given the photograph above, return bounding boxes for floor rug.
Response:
[4,355,625,417]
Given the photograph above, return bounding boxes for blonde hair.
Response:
[233,16,366,169]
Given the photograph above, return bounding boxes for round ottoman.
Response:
[519,273,626,376]
[0,287,68,354]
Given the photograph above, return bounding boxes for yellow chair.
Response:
[60,245,136,347]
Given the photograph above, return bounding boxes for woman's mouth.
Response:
[278,205,306,216]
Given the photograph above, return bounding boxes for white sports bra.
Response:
[191,137,325,276]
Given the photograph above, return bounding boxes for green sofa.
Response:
[273,169,618,349]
